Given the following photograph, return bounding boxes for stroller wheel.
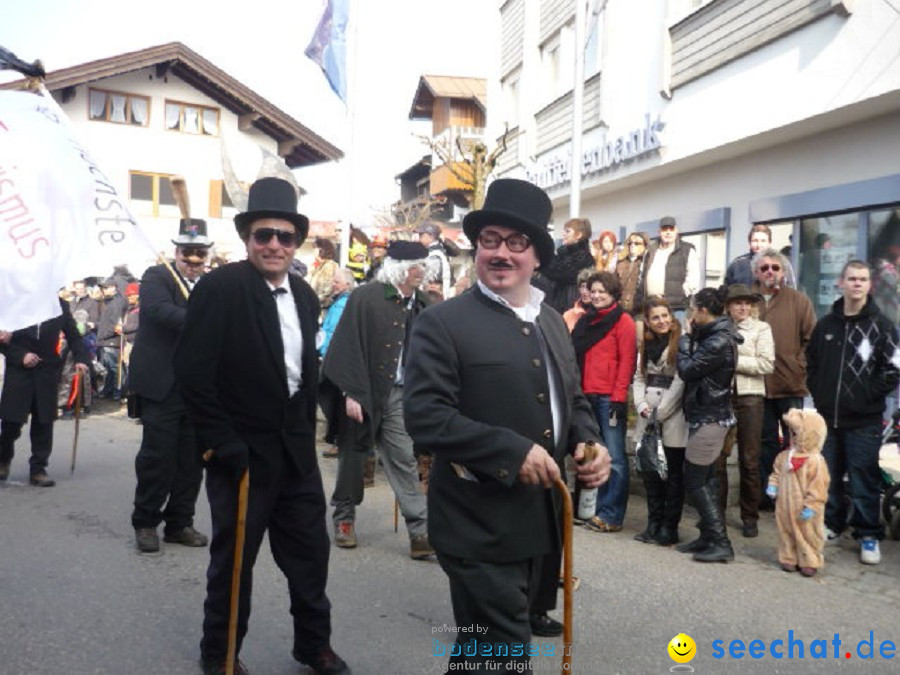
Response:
[891,510,900,541]
[881,483,900,526]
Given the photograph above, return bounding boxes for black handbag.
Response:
[635,409,668,480]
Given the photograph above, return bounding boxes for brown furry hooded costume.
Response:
[768,408,831,572]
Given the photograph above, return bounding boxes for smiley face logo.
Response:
[668,633,696,664]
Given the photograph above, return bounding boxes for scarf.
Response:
[644,333,667,367]
[572,302,624,372]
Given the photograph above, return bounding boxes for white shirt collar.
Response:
[477,280,545,323]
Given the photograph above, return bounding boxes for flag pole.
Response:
[569,0,586,219]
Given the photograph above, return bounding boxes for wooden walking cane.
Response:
[393,498,399,533]
[553,477,574,674]
[70,371,82,474]
[226,467,250,675]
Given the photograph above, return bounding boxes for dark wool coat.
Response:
[96,293,128,348]
[403,287,600,563]
[532,239,594,314]
[321,281,429,442]
[173,260,320,478]
[0,298,88,424]
[129,264,191,402]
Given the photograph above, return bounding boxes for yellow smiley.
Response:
[668,633,697,664]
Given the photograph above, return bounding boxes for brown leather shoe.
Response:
[410,534,434,560]
[29,473,56,487]
[293,647,351,674]
[334,520,357,548]
[136,528,160,553]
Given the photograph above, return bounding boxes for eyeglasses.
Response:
[759,264,781,273]
[180,247,208,259]
[251,227,298,247]
[477,230,532,253]
[628,241,645,247]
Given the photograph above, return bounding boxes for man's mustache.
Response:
[487,259,515,270]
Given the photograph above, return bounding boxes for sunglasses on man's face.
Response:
[759,264,781,273]
[180,247,208,259]
[251,228,299,247]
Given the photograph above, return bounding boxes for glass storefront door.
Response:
[867,208,900,326]
[682,229,726,289]
[798,214,859,318]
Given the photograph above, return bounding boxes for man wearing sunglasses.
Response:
[175,178,351,675]
[751,248,816,513]
[404,178,610,672]
[130,218,213,556]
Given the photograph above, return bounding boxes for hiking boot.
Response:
[860,537,881,565]
[742,521,759,538]
[29,473,56,487]
[0,462,9,481]
[292,646,351,674]
[164,526,208,547]
[136,528,160,553]
[410,534,434,560]
[334,521,357,548]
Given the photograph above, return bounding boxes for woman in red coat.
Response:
[572,271,637,532]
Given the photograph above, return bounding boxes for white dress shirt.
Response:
[268,280,303,396]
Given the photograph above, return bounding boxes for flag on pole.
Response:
[305,0,349,103]
[0,89,153,332]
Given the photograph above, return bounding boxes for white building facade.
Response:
[495,0,900,320]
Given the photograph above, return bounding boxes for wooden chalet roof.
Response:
[408,75,487,120]
[5,42,342,168]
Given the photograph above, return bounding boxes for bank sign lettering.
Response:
[528,113,664,190]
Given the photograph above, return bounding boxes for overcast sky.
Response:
[2,0,500,225]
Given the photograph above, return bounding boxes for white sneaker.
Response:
[824,527,840,544]
[860,537,881,565]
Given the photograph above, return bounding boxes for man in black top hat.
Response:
[129,219,214,554]
[404,178,610,672]
[174,177,351,675]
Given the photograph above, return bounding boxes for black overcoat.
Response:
[129,263,191,402]
[173,260,320,478]
[403,286,600,563]
[0,298,88,424]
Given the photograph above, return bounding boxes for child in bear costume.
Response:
[766,408,831,577]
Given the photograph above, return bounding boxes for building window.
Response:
[797,214,860,319]
[584,9,604,78]
[88,88,149,126]
[165,101,220,136]
[502,71,520,128]
[209,179,236,219]
[867,208,900,326]
[541,25,574,104]
[129,171,179,218]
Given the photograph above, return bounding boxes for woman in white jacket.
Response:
[633,297,689,545]
[715,284,775,538]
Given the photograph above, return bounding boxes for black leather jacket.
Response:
[677,316,739,425]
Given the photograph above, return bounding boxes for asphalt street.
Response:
[1,402,899,675]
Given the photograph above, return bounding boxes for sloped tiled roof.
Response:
[2,42,342,168]
[408,75,487,120]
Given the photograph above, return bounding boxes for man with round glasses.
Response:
[175,177,351,675]
[404,178,610,672]
[751,247,816,512]
[130,217,214,555]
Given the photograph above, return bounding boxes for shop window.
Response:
[867,208,900,326]
[165,101,219,136]
[89,88,150,126]
[129,171,179,218]
[797,214,858,318]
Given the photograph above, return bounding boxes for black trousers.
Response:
[436,552,540,672]
[200,447,332,662]
[0,410,54,475]
[131,390,203,531]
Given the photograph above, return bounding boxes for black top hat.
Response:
[172,218,213,247]
[234,177,310,243]
[463,179,554,265]
[387,241,427,261]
